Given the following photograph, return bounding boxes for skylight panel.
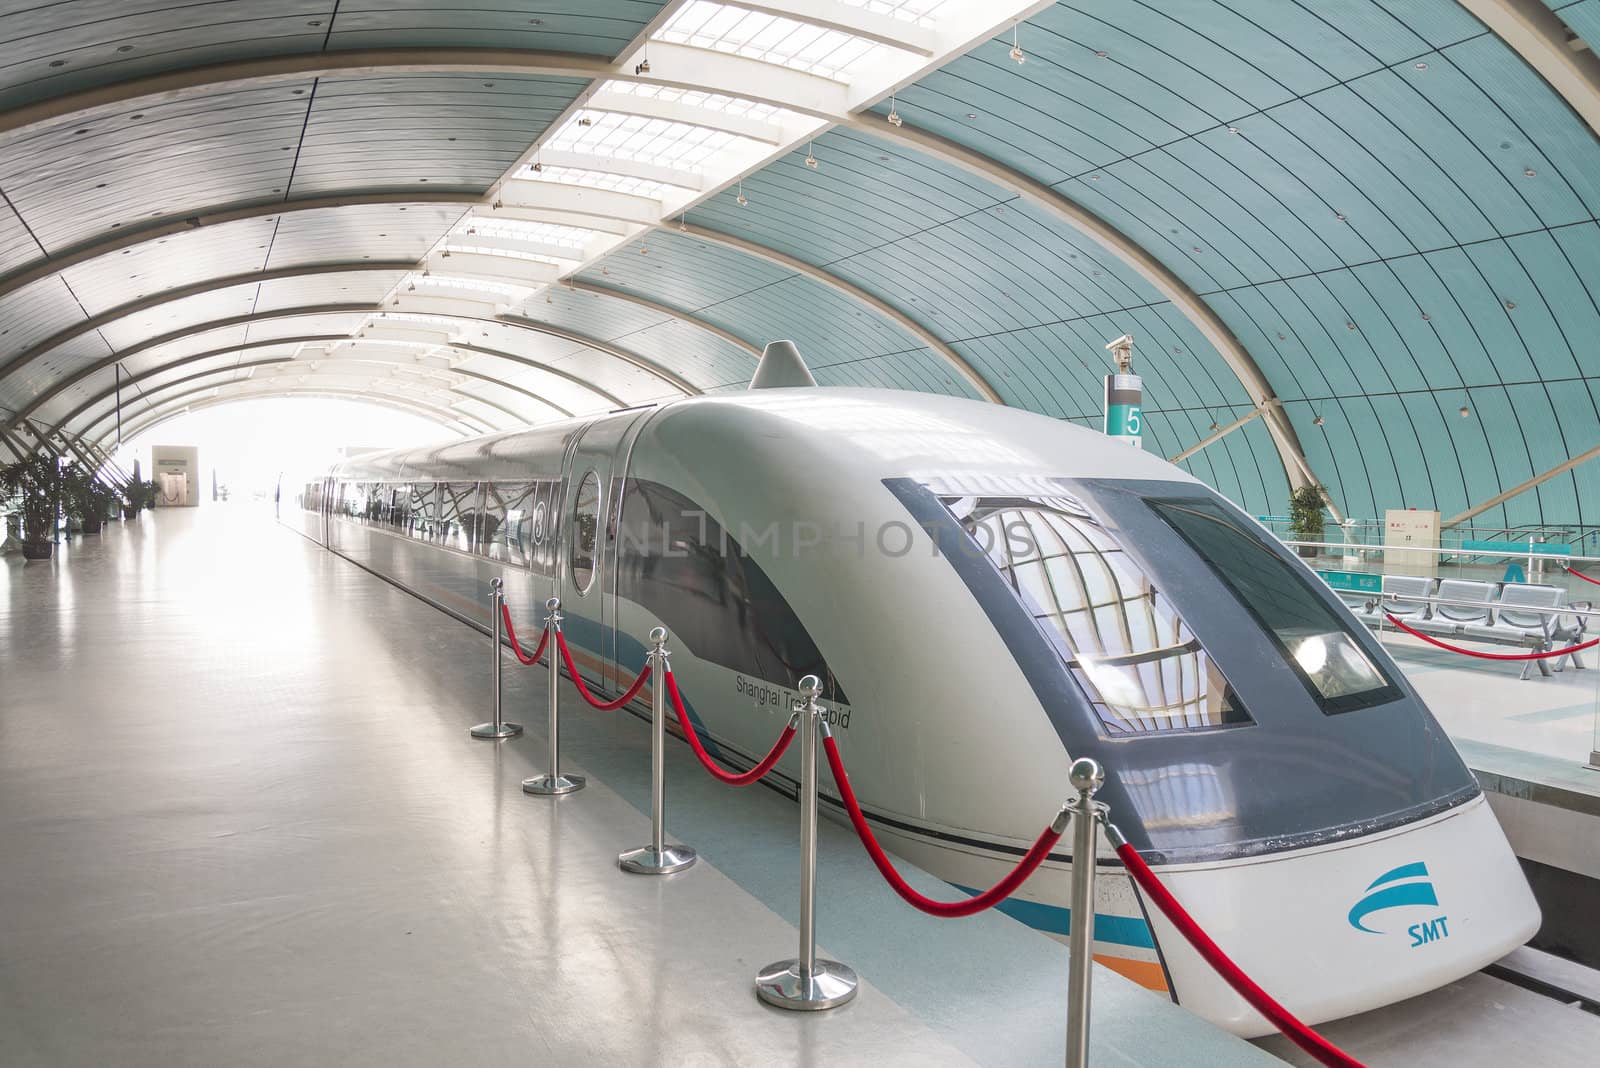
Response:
[444,243,570,267]
[521,165,676,200]
[460,217,594,249]
[605,81,786,123]
[657,1,895,81]
[411,275,535,300]
[551,110,739,173]
[838,0,952,24]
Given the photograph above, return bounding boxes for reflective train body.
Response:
[289,388,1537,1036]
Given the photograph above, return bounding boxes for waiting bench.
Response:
[1341,577,1590,679]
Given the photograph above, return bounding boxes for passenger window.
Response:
[945,492,1250,735]
[481,481,537,566]
[409,483,437,540]
[571,470,600,594]
[1150,498,1401,714]
[438,482,478,551]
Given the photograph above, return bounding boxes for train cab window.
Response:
[1150,498,1401,714]
[945,492,1250,735]
[571,470,600,594]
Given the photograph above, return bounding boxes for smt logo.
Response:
[1348,862,1450,947]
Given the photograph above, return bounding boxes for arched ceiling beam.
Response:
[0,193,479,302]
[47,334,619,448]
[313,356,572,419]
[5,262,416,380]
[110,390,485,451]
[69,357,296,442]
[2,306,373,434]
[679,222,1001,403]
[846,117,1331,511]
[10,300,693,434]
[563,280,761,359]
[1459,0,1600,138]
[0,46,848,142]
[102,377,501,448]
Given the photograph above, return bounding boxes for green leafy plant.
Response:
[1288,484,1328,545]
[61,462,119,534]
[1,453,62,556]
[122,478,158,513]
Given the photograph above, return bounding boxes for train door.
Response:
[557,413,647,689]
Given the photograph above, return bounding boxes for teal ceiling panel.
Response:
[0,2,331,110]
[577,229,790,311]
[1239,0,1434,68]
[327,2,662,56]
[0,85,308,251]
[1310,80,1498,247]
[291,74,588,196]
[1445,35,1600,220]
[1366,0,1488,50]
[695,274,928,374]
[591,315,755,391]
[685,130,1008,266]
[1412,41,1592,228]
[1540,224,1600,379]
[1348,68,1540,238]
[0,2,658,112]
[1267,95,1455,255]
[893,67,1115,182]
[1556,1,1600,45]
[1071,1,1304,111]
[1048,7,1252,125]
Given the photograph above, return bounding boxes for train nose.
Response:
[1140,795,1539,1037]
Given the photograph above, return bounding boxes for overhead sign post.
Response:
[1103,334,1143,449]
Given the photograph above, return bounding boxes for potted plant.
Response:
[62,463,118,535]
[121,478,157,514]
[1288,484,1327,559]
[0,454,62,560]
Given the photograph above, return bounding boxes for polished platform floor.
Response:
[0,507,1283,1067]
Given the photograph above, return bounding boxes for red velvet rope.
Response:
[664,670,796,786]
[822,734,1062,918]
[1566,566,1600,588]
[555,630,651,710]
[1115,842,1364,1068]
[500,603,548,666]
[1384,613,1600,661]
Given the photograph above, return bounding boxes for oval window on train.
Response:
[571,471,601,594]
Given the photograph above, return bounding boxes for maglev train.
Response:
[285,376,1537,1036]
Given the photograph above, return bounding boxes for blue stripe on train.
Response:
[951,884,1155,948]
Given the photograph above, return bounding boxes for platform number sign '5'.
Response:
[1348,862,1450,948]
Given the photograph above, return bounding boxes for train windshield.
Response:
[943,492,1251,735]
[1150,498,1401,714]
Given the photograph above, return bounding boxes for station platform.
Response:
[0,507,1271,1067]
[5,508,1600,1067]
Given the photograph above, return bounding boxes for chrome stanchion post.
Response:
[471,577,523,739]
[620,627,697,874]
[522,597,584,795]
[1064,757,1106,1068]
[755,675,857,1011]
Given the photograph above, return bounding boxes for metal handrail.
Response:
[1284,538,1600,564]
[1366,591,1600,621]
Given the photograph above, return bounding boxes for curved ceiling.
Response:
[3,0,1599,530]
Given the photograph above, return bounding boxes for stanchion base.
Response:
[754,958,858,1011]
[618,844,697,874]
[522,773,585,795]
[470,721,523,739]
